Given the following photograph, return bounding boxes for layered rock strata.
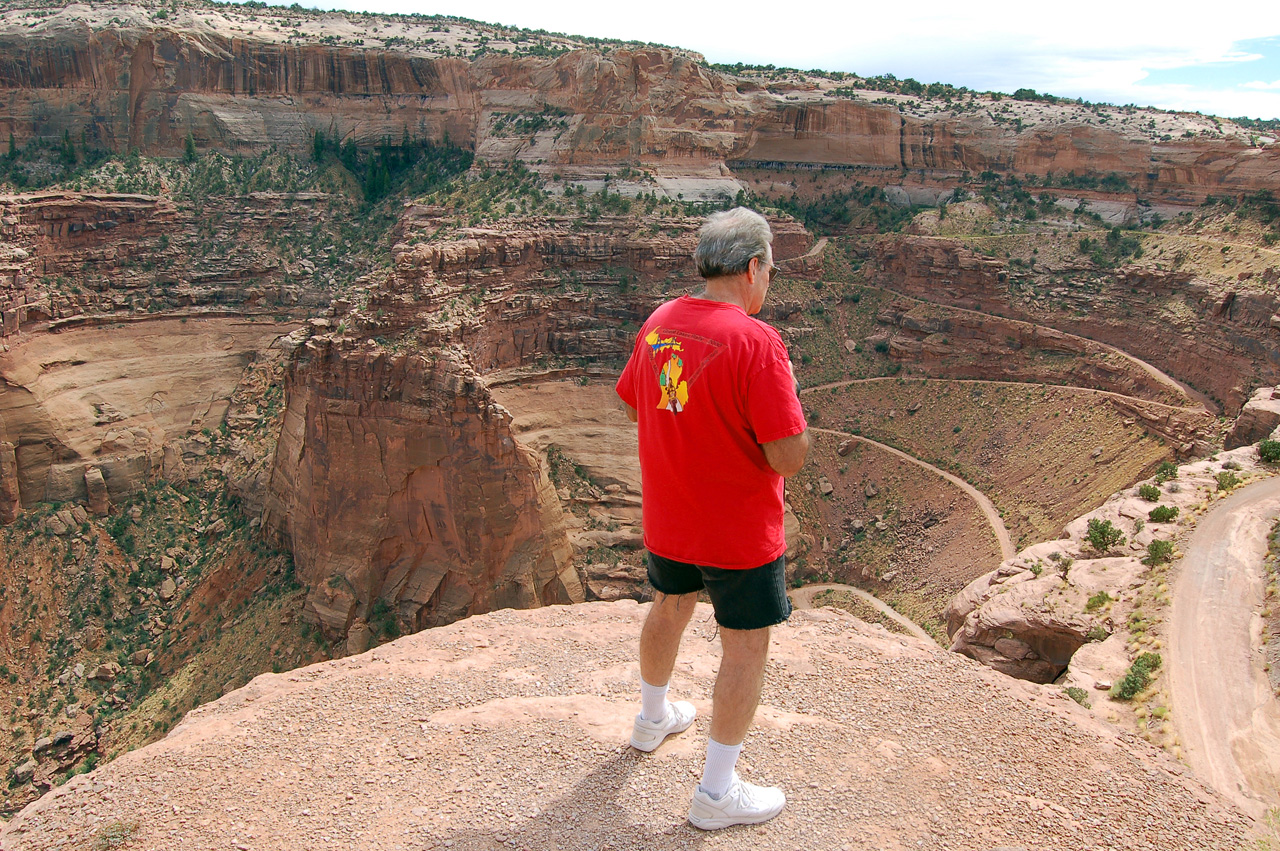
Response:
[867,235,1280,413]
[1,6,1277,202]
[262,335,579,638]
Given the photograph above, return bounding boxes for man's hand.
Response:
[762,429,809,477]
[623,401,638,423]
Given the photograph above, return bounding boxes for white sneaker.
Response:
[687,772,786,830]
[628,700,696,752]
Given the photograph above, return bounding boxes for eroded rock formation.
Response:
[1,5,1278,203]
[866,235,1280,413]
[263,336,579,637]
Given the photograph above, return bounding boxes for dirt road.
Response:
[1170,476,1280,817]
[788,582,935,643]
[811,427,1016,561]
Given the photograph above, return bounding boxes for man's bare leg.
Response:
[639,591,697,687]
[708,626,770,746]
[630,592,700,752]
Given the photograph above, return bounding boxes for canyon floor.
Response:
[0,602,1257,851]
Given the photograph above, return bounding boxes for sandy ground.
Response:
[0,602,1254,851]
[1170,476,1280,817]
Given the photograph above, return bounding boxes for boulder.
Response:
[1225,386,1280,449]
[88,662,122,683]
[345,619,373,656]
[158,577,177,602]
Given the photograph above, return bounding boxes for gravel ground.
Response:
[0,602,1255,851]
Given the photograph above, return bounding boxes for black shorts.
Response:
[646,551,792,631]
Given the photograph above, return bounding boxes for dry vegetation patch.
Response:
[805,378,1172,547]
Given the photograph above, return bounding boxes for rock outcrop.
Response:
[1226,385,1280,449]
[0,440,18,522]
[0,317,291,511]
[0,603,1253,850]
[263,336,579,638]
[947,441,1275,683]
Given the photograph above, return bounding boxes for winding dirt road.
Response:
[788,582,935,643]
[810,426,1016,562]
[1170,476,1280,817]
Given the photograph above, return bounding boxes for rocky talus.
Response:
[0,603,1253,851]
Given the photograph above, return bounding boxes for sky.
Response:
[288,0,1280,121]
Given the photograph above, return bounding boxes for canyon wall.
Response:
[1,8,1278,201]
[865,236,1280,413]
[262,335,579,637]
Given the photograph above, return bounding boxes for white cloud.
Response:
[1244,80,1280,91]
[301,0,1280,117]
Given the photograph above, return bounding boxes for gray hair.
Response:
[694,207,773,279]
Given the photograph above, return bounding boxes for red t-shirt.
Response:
[616,295,807,569]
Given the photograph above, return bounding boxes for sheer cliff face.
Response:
[0,19,744,165]
[2,12,1277,198]
[264,338,578,638]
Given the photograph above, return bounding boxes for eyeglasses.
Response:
[756,257,779,283]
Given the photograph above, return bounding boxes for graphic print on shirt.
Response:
[645,327,724,414]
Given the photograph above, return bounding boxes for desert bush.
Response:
[1065,686,1091,708]
[1085,590,1113,612]
[1145,539,1175,565]
[1259,439,1280,464]
[1138,484,1161,501]
[1217,470,1241,491]
[1085,624,1110,642]
[1086,518,1126,553]
[1113,652,1162,700]
[1148,504,1179,523]
[1154,461,1179,483]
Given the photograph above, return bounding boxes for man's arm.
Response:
[622,399,638,423]
[762,429,809,477]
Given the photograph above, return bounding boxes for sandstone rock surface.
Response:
[0,603,1251,850]
[1226,385,1280,449]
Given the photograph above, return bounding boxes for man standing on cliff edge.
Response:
[615,207,810,830]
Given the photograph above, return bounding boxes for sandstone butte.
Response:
[0,603,1257,850]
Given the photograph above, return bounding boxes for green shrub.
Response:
[1085,624,1109,642]
[1113,652,1162,700]
[1259,439,1280,464]
[1145,539,1175,565]
[1148,504,1179,523]
[1086,518,1126,553]
[1154,461,1179,483]
[1138,484,1161,501]
[1065,686,1091,708]
[1217,470,1240,491]
[1085,590,1113,612]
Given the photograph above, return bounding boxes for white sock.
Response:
[640,678,670,722]
[699,738,743,798]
